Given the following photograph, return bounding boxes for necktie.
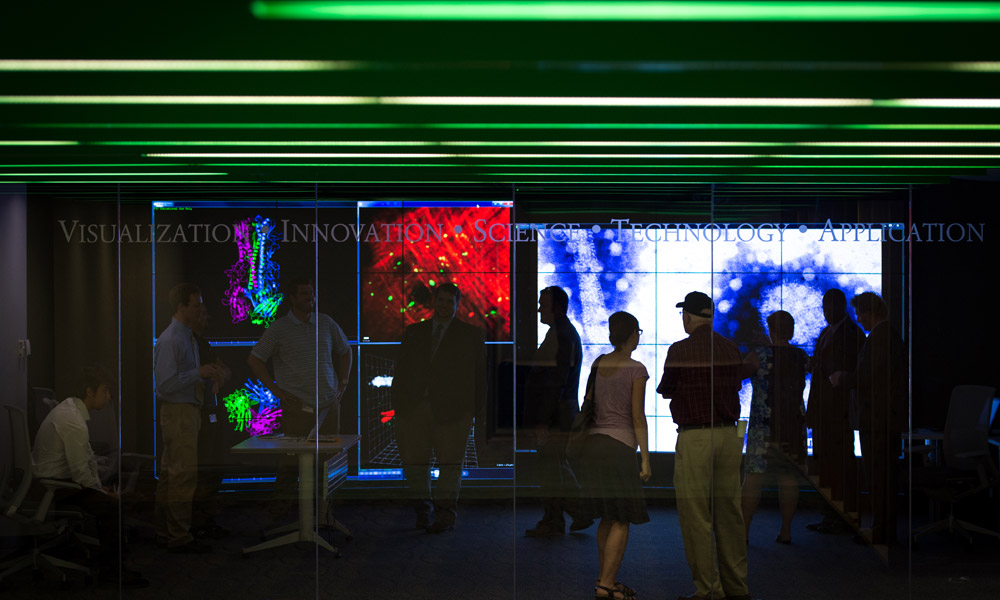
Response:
[429,322,446,359]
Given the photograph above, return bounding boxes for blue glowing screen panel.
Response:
[538,225,881,452]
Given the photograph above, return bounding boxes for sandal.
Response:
[615,581,637,598]
[594,580,637,598]
[595,585,629,600]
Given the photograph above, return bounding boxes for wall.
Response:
[0,185,28,489]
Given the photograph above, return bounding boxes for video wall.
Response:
[152,199,513,477]
[151,200,884,467]
[538,224,882,452]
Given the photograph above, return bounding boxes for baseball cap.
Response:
[676,291,714,318]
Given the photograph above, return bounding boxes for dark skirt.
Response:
[578,433,650,525]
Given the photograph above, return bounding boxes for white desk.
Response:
[231,434,360,556]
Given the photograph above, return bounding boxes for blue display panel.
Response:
[538,224,882,452]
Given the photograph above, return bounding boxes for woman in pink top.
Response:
[580,311,652,600]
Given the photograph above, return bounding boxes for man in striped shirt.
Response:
[249,276,352,524]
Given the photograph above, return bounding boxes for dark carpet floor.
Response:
[3,496,1000,600]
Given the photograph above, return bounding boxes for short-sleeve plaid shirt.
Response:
[656,324,744,426]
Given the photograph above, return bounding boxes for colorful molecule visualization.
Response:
[223,379,282,435]
[223,215,283,327]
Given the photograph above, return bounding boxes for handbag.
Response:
[566,355,603,460]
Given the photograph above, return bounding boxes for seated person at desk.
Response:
[248,276,352,526]
[31,365,148,588]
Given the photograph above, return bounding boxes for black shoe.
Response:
[168,539,212,554]
[415,512,432,529]
[805,520,829,531]
[194,523,230,540]
[570,518,595,532]
[806,518,844,534]
[425,515,455,534]
[525,522,564,537]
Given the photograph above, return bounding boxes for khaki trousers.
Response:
[674,427,749,599]
[156,402,201,546]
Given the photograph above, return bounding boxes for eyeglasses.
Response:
[637,328,643,336]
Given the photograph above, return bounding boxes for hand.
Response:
[270,386,291,403]
[197,364,219,380]
[639,460,652,482]
[214,359,231,385]
[829,371,843,388]
[535,424,550,446]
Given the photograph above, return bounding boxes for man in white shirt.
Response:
[32,365,148,588]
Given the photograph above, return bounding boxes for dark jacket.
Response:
[392,318,486,423]
[845,321,907,436]
[525,315,583,431]
[807,317,865,427]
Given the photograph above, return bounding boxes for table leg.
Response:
[241,452,340,556]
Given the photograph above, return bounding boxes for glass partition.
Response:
[10,181,1000,599]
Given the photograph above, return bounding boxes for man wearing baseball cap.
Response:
[657,291,751,600]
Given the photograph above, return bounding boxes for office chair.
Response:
[0,404,92,584]
[911,385,1000,544]
[28,387,59,446]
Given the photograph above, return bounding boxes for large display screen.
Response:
[538,223,882,452]
[360,204,512,342]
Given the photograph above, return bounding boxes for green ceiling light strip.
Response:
[0,172,229,176]
[0,140,79,146]
[145,151,1000,159]
[845,124,1000,130]
[250,1,1000,22]
[92,141,442,146]
[87,140,1000,148]
[2,180,258,183]
[797,141,1000,147]
[17,122,407,129]
[477,172,973,177]
[771,153,1000,158]
[4,95,1000,107]
[445,140,778,146]
[0,60,369,71]
[473,163,995,168]
[15,122,1000,130]
[0,163,190,167]
[381,96,875,107]
[145,152,761,158]
[875,98,1000,108]
[200,162,470,167]
[0,95,873,107]
[0,95,376,105]
[190,163,993,168]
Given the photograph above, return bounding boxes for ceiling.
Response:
[3,1,1000,189]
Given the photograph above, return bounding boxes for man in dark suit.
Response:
[833,292,906,544]
[393,282,486,533]
[806,288,865,530]
[524,286,590,537]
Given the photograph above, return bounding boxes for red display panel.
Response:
[361,205,511,342]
